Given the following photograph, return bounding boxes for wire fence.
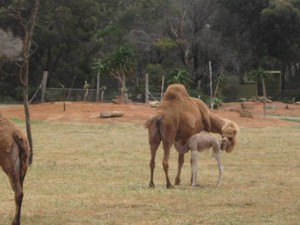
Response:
[45,88,113,102]
[43,88,162,103]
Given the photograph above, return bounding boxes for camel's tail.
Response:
[13,131,30,181]
[144,115,164,142]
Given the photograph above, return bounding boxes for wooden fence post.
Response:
[209,61,213,109]
[145,73,149,103]
[160,76,165,100]
[41,71,48,102]
[96,72,100,102]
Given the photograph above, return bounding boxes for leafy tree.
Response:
[31,0,102,88]
[1,0,300,103]
[260,1,300,72]
[220,0,269,72]
[259,0,300,89]
[95,44,136,102]
[165,0,221,83]
[260,0,300,61]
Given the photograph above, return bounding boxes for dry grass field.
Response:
[0,102,299,225]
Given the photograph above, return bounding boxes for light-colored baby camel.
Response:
[145,84,239,188]
[0,115,29,225]
[175,131,229,187]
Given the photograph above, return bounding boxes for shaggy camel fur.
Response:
[0,115,30,225]
[145,84,239,188]
[175,131,229,187]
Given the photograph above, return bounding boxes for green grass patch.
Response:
[0,122,299,225]
[281,117,300,123]
[10,117,47,125]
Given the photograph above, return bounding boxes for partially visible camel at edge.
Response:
[0,114,30,225]
[145,84,239,188]
[175,131,229,187]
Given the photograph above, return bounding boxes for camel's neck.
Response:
[209,113,226,135]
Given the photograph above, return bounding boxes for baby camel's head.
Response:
[220,137,230,151]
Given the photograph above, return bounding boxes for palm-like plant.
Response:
[168,68,194,88]
[94,44,136,102]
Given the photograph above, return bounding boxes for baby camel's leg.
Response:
[212,152,224,187]
[191,150,198,186]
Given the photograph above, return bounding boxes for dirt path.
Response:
[0,101,299,127]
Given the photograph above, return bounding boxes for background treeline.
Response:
[0,0,300,103]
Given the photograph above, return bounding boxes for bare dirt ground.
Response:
[0,101,299,127]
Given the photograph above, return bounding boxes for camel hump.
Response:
[163,84,189,101]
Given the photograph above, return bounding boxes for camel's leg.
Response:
[149,136,161,188]
[162,142,172,188]
[191,150,199,186]
[3,144,24,225]
[149,142,160,188]
[175,153,184,185]
[12,178,23,225]
[213,152,224,187]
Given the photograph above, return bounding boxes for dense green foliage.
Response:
[0,0,300,102]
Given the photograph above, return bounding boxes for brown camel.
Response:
[0,114,30,225]
[145,84,239,188]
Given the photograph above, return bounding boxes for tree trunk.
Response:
[21,33,34,165]
[84,88,89,101]
[23,79,33,164]
[17,0,40,165]
[121,75,128,102]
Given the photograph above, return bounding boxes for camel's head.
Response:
[221,120,239,153]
